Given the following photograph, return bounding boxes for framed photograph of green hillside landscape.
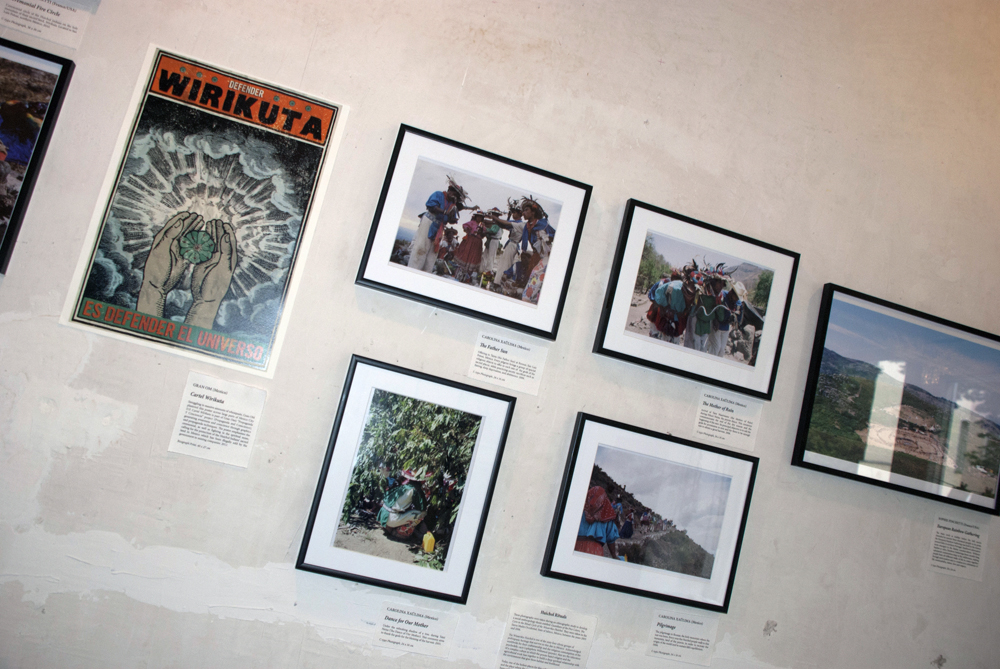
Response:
[297,355,515,603]
[542,413,758,612]
[792,284,1000,514]
[594,199,799,400]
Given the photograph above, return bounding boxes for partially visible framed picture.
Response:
[0,38,73,273]
[792,284,1000,515]
[297,355,516,603]
[594,199,799,400]
[542,413,758,612]
[356,125,591,340]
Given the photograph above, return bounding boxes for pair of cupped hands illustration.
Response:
[137,212,238,330]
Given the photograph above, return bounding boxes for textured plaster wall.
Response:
[1,1,998,667]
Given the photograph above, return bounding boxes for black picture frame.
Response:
[594,199,799,400]
[0,38,74,274]
[792,284,1000,515]
[297,355,516,603]
[541,413,758,613]
[356,124,592,340]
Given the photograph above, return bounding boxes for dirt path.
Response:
[585,529,674,560]
[626,293,654,335]
[617,528,672,548]
[334,523,424,565]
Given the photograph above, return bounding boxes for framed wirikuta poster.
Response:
[594,199,799,400]
[356,125,592,340]
[63,47,346,374]
[0,38,73,274]
[792,284,1000,515]
[542,413,758,612]
[297,355,515,604]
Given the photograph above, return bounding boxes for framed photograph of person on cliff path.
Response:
[541,413,758,612]
[356,125,592,340]
[792,284,1000,515]
[63,47,346,375]
[297,355,516,604]
[593,199,799,400]
[0,38,73,274]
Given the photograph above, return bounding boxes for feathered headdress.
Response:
[446,175,469,203]
[520,195,547,218]
[507,197,522,217]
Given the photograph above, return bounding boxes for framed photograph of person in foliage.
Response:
[356,125,591,340]
[541,413,758,612]
[297,355,516,603]
[792,284,1000,515]
[593,199,799,400]
[0,38,73,273]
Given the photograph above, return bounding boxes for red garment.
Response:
[574,537,604,555]
[432,222,447,253]
[453,222,484,267]
[584,486,616,523]
[647,303,688,338]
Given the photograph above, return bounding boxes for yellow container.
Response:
[422,531,435,553]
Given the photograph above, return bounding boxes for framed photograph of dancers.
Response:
[593,199,799,400]
[356,125,592,340]
[297,355,516,603]
[541,413,758,612]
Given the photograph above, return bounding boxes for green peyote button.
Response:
[179,230,215,263]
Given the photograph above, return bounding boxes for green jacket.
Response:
[694,294,725,336]
[377,483,426,527]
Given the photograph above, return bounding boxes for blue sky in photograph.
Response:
[595,445,732,555]
[825,297,1000,420]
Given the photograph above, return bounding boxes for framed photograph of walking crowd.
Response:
[593,200,799,400]
[541,413,758,612]
[356,125,592,340]
[792,284,1000,515]
[0,38,73,273]
[297,355,516,603]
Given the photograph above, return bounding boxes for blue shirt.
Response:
[421,191,449,239]
[718,290,742,331]
[654,280,686,311]
[578,516,620,544]
[520,218,555,253]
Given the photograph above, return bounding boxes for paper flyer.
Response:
[168,371,266,468]
[468,331,548,395]
[65,48,344,375]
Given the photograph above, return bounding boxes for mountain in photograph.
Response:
[590,465,715,579]
[807,348,1000,497]
[727,262,765,289]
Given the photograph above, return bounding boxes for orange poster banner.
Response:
[149,54,337,146]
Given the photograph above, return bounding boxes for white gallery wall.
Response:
[1,1,998,667]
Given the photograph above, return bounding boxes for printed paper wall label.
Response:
[168,371,266,468]
[468,331,548,395]
[693,387,762,451]
[645,609,719,666]
[373,602,459,658]
[67,49,343,374]
[1,0,90,49]
[927,515,987,582]
[496,598,597,669]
